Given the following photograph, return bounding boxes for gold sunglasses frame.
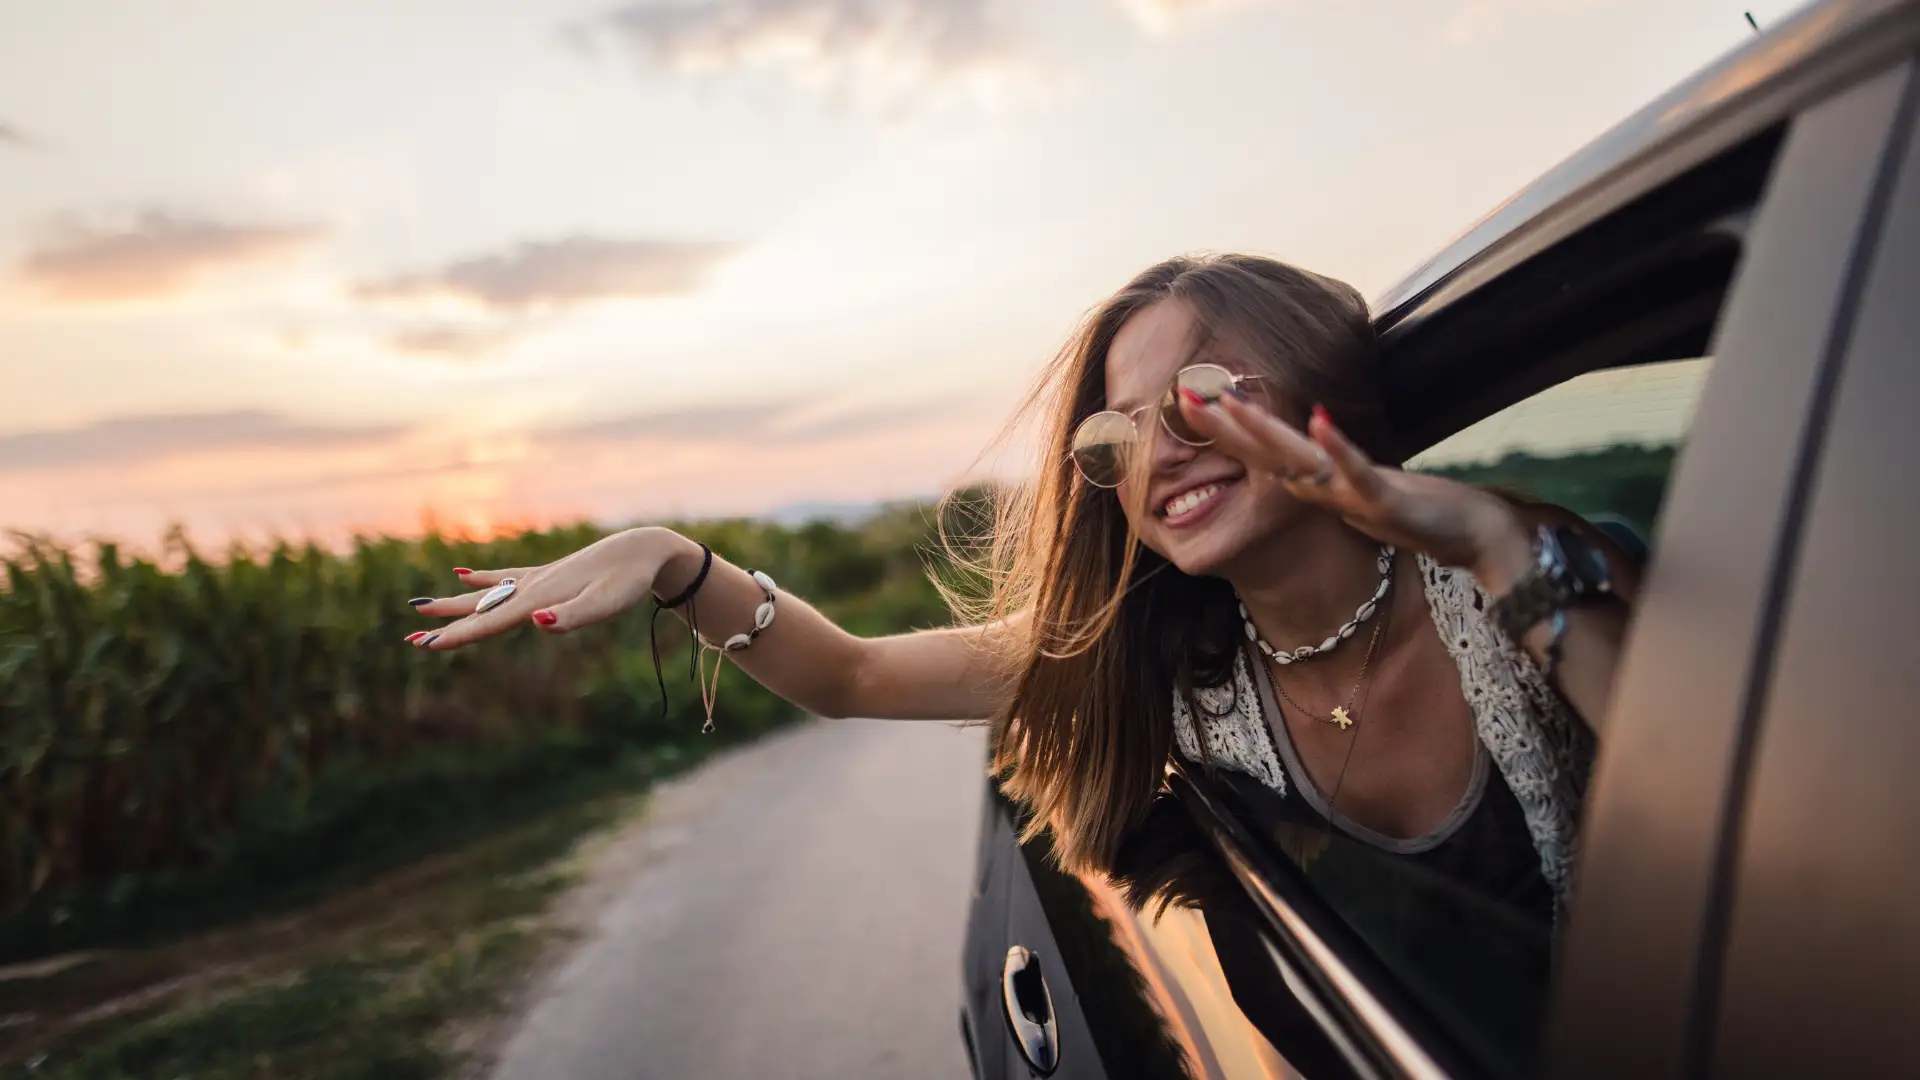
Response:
[1067,363,1268,489]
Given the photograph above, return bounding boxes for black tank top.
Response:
[1246,651,1555,926]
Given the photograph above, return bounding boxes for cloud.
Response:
[552,401,791,443]
[0,411,401,472]
[545,395,949,447]
[383,322,528,359]
[18,211,324,301]
[1440,0,1600,45]
[1113,0,1264,33]
[573,0,1035,111]
[355,236,736,313]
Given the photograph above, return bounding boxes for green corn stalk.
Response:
[0,507,951,915]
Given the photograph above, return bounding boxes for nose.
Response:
[1146,419,1200,475]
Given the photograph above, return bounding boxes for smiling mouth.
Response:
[1158,480,1233,520]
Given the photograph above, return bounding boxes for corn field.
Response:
[0,508,953,924]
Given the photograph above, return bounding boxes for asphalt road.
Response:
[486,718,987,1080]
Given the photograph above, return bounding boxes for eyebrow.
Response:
[1106,323,1226,415]
[1107,349,1249,416]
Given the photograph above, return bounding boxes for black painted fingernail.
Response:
[1229,386,1250,402]
[408,597,433,607]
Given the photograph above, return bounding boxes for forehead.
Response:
[1104,298,1242,410]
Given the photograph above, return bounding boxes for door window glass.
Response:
[1410,357,1713,549]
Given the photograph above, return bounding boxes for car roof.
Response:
[1372,0,1920,336]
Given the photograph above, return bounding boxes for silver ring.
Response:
[475,577,517,614]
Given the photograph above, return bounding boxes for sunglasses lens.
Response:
[1160,364,1237,445]
[1070,411,1134,488]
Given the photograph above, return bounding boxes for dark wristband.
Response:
[656,542,712,609]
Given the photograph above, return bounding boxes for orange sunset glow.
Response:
[2,0,1803,547]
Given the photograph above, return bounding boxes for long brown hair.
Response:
[947,253,1390,876]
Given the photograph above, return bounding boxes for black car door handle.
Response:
[1002,945,1059,1076]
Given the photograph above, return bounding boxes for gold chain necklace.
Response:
[1267,609,1386,731]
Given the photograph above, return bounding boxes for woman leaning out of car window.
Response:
[402,253,1637,926]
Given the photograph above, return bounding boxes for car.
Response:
[958,1,1920,1077]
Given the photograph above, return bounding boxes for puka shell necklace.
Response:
[1239,546,1395,664]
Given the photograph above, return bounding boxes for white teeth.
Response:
[1164,483,1222,518]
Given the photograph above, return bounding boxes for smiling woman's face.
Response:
[1104,297,1306,577]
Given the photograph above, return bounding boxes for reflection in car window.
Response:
[1102,793,1369,1079]
[1219,770,1552,1078]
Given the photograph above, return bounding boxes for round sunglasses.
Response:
[1068,363,1267,488]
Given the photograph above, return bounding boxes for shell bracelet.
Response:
[695,569,778,732]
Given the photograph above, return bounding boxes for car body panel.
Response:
[1706,86,1920,1079]
[965,781,1308,1080]
[1547,59,1918,1080]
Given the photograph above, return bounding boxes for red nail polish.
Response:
[453,567,473,575]
[1311,404,1332,427]
[533,610,557,626]
[1180,387,1209,407]
[405,631,428,642]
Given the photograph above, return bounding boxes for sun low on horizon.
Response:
[0,0,1806,548]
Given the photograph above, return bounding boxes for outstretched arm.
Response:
[407,526,1016,723]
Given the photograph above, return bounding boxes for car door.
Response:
[966,780,1322,1080]
[963,16,1920,1080]
[1548,57,1919,1080]
[1700,77,1920,1079]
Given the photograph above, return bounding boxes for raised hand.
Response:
[405,528,674,650]
[1176,390,1532,585]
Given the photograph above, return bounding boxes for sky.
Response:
[0,0,1810,547]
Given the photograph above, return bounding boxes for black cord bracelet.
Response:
[648,542,714,719]
[657,543,713,609]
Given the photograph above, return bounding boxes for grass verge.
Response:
[0,760,664,1080]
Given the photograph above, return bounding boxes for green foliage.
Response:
[1420,444,1678,541]
[0,505,950,958]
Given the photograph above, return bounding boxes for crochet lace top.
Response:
[1171,556,1596,904]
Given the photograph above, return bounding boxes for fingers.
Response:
[1175,386,1313,470]
[1306,404,1387,502]
[454,567,532,588]
[1183,390,1332,481]
[418,586,532,650]
[410,589,488,618]
[1197,393,1395,524]
[530,583,628,634]
[408,566,538,618]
